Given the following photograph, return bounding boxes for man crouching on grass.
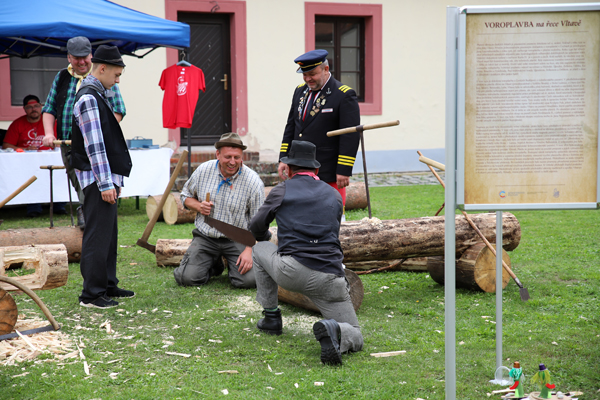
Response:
[249,140,363,365]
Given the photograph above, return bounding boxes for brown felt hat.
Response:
[215,132,247,150]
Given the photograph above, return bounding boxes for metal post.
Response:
[357,126,372,218]
[49,168,54,228]
[496,211,503,370]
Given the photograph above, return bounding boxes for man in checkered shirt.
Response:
[42,36,126,228]
[173,133,265,288]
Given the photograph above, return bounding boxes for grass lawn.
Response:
[0,185,598,399]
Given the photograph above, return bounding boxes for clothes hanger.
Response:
[177,50,191,67]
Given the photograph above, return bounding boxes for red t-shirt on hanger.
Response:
[159,64,206,129]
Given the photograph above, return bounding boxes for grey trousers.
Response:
[61,146,84,204]
[252,241,363,353]
[173,229,256,288]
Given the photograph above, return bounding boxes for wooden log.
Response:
[0,226,82,263]
[0,289,18,334]
[426,242,511,292]
[155,239,191,267]
[163,192,196,225]
[339,213,520,262]
[277,269,364,312]
[0,244,69,291]
[154,214,521,267]
[264,182,367,211]
[146,195,164,222]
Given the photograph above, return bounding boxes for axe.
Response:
[137,150,188,253]
[327,120,399,218]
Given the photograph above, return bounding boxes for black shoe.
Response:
[313,319,342,365]
[257,308,282,335]
[107,288,135,298]
[80,296,118,309]
[76,206,85,230]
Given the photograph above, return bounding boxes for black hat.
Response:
[294,49,328,73]
[67,36,92,57]
[215,132,247,150]
[91,45,126,67]
[23,94,40,107]
[280,140,321,169]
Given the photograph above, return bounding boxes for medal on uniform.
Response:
[310,111,315,116]
[322,99,326,106]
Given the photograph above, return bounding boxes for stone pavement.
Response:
[350,171,445,187]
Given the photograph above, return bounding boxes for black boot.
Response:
[257,308,282,335]
[313,319,342,365]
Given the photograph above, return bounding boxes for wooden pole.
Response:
[0,176,37,208]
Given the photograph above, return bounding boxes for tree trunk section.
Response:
[0,289,18,335]
[346,257,428,272]
[265,182,367,211]
[163,192,196,225]
[427,242,511,292]
[154,214,520,267]
[146,195,164,222]
[277,269,364,313]
[0,226,82,262]
[0,244,69,292]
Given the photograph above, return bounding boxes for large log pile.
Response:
[155,213,521,267]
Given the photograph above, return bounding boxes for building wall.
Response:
[1,0,590,173]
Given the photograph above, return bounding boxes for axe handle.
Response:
[39,165,66,170]
[418,155,445,171]
[53,140,71,145]
[0,175,37,208]
[327,120,399,137]
[139,150,189,242]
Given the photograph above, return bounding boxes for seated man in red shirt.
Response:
[2,95,64,217]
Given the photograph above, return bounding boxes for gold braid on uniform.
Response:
[338,155,356,167]
[280,143,289,153]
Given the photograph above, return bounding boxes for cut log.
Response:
[340,213,520,262]
[265,182,367,211]
[345,182,367,210]
[155,239,191,267]
[0,289,18,334]
[146,195,164,222]
[277,269,364,312]
[0,244,69,291]
[426,242,511,292]
[154,213,521,267]
[163,192,196,225]
[0,226,82,263]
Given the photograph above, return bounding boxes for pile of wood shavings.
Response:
[0,315,77,366]
[361,216,383,228]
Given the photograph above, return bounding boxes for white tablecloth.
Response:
[0,148,173,205]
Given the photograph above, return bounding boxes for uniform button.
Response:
[299,133,303,137]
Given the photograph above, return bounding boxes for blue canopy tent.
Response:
[0,0,190,59]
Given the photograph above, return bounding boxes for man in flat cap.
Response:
[251,140,363,365]
[173,132,265,289]
[42,36,127,228]
[72,45,133,309]
[278,49,360,210]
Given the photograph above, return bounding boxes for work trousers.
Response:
[252,241,363,353]
[78,183,119,302]
[173,229,256,288]
[61,146,84,204]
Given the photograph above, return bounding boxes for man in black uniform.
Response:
[278,49,360,207]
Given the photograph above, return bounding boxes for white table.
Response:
[0,148,174,206]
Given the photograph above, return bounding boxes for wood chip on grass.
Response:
[0,316,77,365]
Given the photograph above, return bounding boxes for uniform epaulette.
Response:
[297,82,306,88]
[338,85,352,93]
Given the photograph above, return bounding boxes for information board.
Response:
[457,6,600,210]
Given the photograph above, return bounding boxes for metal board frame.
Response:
[456,3,600,211]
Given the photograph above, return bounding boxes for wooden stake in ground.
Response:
[417,150,530,301]
[137,150,188,253]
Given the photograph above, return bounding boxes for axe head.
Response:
[136,238,156,253]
